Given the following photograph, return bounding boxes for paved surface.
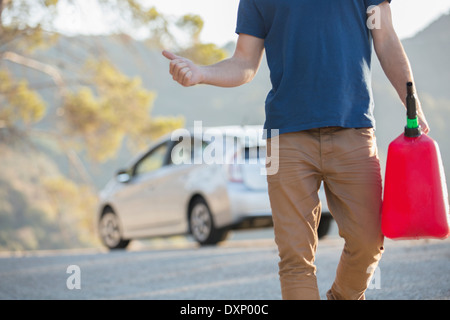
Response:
[0,225,449,300]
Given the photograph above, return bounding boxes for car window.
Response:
[170,138,192,165]
[245,146,266,162]
[134,142,169,176]
[170,138,208,165]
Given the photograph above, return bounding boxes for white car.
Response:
[97,125,333,249]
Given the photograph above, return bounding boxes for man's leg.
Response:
[322,128,385,300]
[266,131,323,300]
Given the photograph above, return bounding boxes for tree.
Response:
[0,0,227,160]
[0,69,46,139]
[0,0,227,250]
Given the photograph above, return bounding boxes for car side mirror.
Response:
[116,169,131,183]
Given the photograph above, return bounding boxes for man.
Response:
[163,0,429,300]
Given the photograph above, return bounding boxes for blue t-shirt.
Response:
[235,0,391,138]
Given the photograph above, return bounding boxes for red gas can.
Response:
[381,83,450,239]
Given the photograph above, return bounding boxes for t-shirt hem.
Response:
[263,121,375,139]
[367,0,392,6]
[235,27,266,39]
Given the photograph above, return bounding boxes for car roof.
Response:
[123,125,267,168]
[185,125,266,146]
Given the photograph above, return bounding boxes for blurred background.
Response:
[0,0,449,251]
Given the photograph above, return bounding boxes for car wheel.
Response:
[318,215,333,239]
[99,209,130,250]
[189,198,229,246]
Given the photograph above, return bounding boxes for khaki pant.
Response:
[266,127,384,300]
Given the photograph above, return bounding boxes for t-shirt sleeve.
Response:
[365,0,392,6]
[235,0,266,39]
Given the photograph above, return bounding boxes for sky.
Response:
[54,0,450,46]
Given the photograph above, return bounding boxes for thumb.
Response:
[162,50,180,61]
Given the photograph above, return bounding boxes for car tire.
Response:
[317,215,333,239]
[99,208,130,250]
[189,197,229,246]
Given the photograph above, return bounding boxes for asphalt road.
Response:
[0,224,449,300]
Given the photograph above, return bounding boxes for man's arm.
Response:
[371,1,430,134]
[162,34,265,88]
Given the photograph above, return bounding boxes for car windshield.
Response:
[134,142,169,176]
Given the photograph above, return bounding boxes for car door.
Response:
[153,137,210,231]
[119,141,171,232]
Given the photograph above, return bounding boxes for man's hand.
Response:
[162,50,204,87]
[417,101,430,135]
[162,34,264,88]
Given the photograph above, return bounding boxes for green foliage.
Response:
[0,144,100,251]
[178,43,228,66]
[42,175,99,246]
[177,14,204,44]
[173,14,228,65]
[0,70,46,130]
[0,179,60,251]
[44,0,59,7]
[0,0,223,155]
[63,59,158,161]
[0,0,60,53]
[0,0,223,251]
[145,116,186,141]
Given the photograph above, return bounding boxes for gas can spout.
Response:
[406,81,414,95]
[405,82,422,138]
